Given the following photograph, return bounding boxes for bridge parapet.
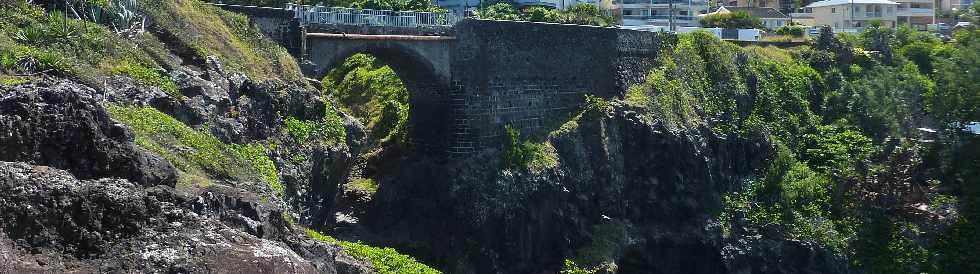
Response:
[287,4,461,28]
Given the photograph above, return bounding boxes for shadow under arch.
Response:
[314,43,454,156]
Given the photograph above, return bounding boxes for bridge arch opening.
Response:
[317,44,453,155]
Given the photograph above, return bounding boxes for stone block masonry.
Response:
[449,20,669,154]
[215,4,671,155]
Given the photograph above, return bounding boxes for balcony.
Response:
[896,7,933,16]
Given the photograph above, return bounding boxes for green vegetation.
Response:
[0,0,302,89]
[306,229,441,274]
[138,0,302,81]
[774,25,806,37]
[0,3,138,82]
[700,11,763,29]
[107,105,282,196]
[502,125,558,170]
[476,3,615,27]
[627,24,980,273]
[560,259,597,274]
[283,110,346,146]
[345,178,379,194]
[322,53,407,147]
[0,76,30,86]
[211,0,445,12]
[110,61,181,98]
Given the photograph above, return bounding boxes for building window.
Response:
[624,9,633,15]
[855,6,860,12]
[887,6,893,13]
[835,22,839,28]
[831,7,836,13]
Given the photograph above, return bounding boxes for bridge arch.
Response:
[308,39,454,154]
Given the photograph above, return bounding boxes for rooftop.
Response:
[805,0,899,8]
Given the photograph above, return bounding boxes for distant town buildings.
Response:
[936,0,974,11]
[710,6,791,28]
[794,0,899,30]
[620,0,710,27]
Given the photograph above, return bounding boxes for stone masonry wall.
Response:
[219,7,670,155]
[214,4,306,58]
[448,20,668,154]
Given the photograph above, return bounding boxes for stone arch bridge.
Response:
[216,4,670,155]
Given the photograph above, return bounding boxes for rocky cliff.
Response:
[0,71,372,273]
[358,102,851,273]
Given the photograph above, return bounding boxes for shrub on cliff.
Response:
[502,125,558,170]
[476,3,614,27]
[700,11,763,29]
[321,53,408,146]
[306,229,441,274]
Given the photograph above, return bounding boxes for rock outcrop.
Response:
[0,161,371,273]
[0,80,177,187]
[362,102,850,273]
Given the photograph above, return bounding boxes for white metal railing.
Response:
[286,4,461,27]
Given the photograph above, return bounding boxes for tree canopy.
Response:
[700,11,764,29]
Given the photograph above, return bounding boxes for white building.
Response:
[797,0,900,31]
[620,0,710,28]
[894,0,935,30]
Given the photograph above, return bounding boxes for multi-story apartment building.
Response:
[936,0,973,11]
[894,0,935,29]
[620,0,710,27]
[734,0,797,14]
[792,0,933,30]
[799,0,899,31]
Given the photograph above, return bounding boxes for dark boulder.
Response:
[0,80,177,187]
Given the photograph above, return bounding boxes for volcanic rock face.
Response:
[0,161,371,273]
[365,103,850,273]
[0,65,368,273]
[0,80,177,187]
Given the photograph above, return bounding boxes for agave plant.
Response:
[12,25,49,45]
[110,0,144,35]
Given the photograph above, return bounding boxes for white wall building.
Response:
[797,0,900,31]
[620,0,710,28]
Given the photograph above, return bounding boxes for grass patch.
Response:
[502,125,559,171]
[306,228,441,274]
[232,143,282,196]
[137,0,302,82]
[345,178,379,194]
[110,61,180,98]
[0,76,30,86]
[107,105,282,196]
